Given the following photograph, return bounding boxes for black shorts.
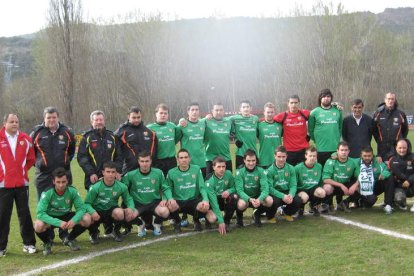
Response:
[135,200,161,216]
[96,206,118,224]
[176,198,201,216]
[48,212,75,229]
[297,186,319,197]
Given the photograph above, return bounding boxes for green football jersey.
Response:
[204,118,232,161]
[36,186,86,227]
[84,179,136,212]
[229,114,259,157]
[147,121,179,159]
[178,120,206,168]
[257,121,282,167]
[204,170,236,196]
[308,106,342,152]
[122,167,172,205]
[295,162,323,190]
[267,163,297,198]
[322,158,359,184]
[166,165,208,201]
[235,166,269,202]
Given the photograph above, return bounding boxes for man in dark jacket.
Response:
[77,110,123,190]
[114,106,157,175]
[373,92,408,162]
[30,107,76,199]
[342,99,373,158]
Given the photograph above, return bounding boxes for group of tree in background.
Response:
[0,0,413,134]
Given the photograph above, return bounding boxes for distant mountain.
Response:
[1,7,414,82]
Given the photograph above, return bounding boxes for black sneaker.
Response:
[312,206,320,217]
[225,223,231,232]
[194,222,202,232]
[236,216,244,228]
[298,207,304,217]
[173,223,182,234]
[90,233,100,245]
[205,220,212,230]
[337,201,351,213]
[254,211,262,228]
[113,230,123,242]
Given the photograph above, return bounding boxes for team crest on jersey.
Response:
[224,123,228,127]
[408,161,412,166]
[66,199,71,205]
[200,127,203,131]
[225,180,228,185]
[298,116,302,120]
[285,172,289,177]
[254,176,258,181]
[151,179,156,184]
[20,141,25,146]
[169,129,173,132]
[332,112,336,116]
[91,142,97,148]
[314,172,318,176]
[394,118,398,122]
[347,168,350,171]
[59,135,64,140]
[192,174,196,179]
[107,144,112,149]
[112,192,117,196]
[144,131,148,136]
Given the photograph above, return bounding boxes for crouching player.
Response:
[354,146,394,214]
[323,142,359,212]
[166,149,211,233]
[266,146,301,221]
[85,161,137,244]
[204,156,238,234]
[235,149,272,227]
[34,168,91,255]
[295,146,326,216]
[122,152,171,237]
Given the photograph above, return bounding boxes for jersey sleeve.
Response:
[258,169,269,201]
[225,173,236,194]
[288,166,298,196]
[197,170,209,202]
[84,185,98,213]
[206,184,224,224]
[267,169,285,199]
[120,185,136,211]
[308,110,316,141]
[77,135,95,176]
[71,188,86,224]
[160,173,173,200]
[322,159,335,180]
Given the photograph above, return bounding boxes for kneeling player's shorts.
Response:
[95,206,118,224]
[48,212,76,229]
[176,198,201,216]
[135,200,161,216]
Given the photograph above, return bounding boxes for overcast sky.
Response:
[1,0,413,37]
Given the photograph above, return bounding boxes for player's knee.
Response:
[81,214,92,227]
[112,208,124,220]
[298,192,309,204]
[237,199,248,210]
[156,206,170,218]
[34,220,47,233]
[206,210,217,223]
[314,187,326,198]
[263,196,273,207]
[323,184,333,195]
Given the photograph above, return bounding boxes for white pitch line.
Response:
[17,232,201,276]
[323,215,414,241]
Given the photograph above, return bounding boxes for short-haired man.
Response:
[204,156,237,234]
[115,106,157,174]
[204,103,232,175]
[85,161,137,244]
[295,146,326,216]
[342,99,373,158]
[258,102,282,168]
[147,104,180,176]
[388,139,414,211]
[266,146,301,221]
[354,147,394,214]
[308,89,343,166]
[274,95,310,165]
[78,110,123,190]
[323,142,359,212]
[30,106,76,199]
[166,149,210,233]
[122,152,172,237]
[0,114,36,256]
[230,100,259,168]
[235,149,272,227]
[34,168,91,255]
[373,92,408,162]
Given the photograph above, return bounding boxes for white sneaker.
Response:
[410,204,414,213]
[384,204,393,215]
[23,245,37,254]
